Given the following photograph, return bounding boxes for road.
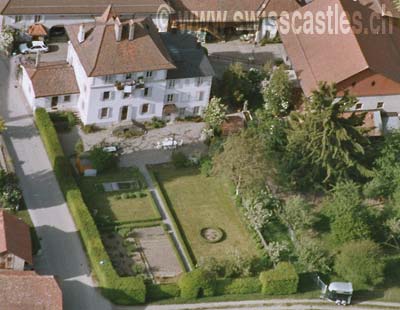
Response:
[0,56,112,309]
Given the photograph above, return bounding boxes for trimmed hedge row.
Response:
[217,277,262,295]
[148,169,195,270]
[259,262,299,295]
[146,283,180,302]
[178,269,217,299]
[35,108,146,305]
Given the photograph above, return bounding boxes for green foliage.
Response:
[0,170,22,210]
[277,196,314,234]
[219,277,262,295]
[204,97,227,130]
[75,138,84,155]
[200,156,213,177]
[82,124,102,134]
[263,65,293,117]
[34,108,145,305]
[0,117,6,133]
[171,151,189,168]
[178,269,216,299]
[89,147,118,173]
[324,181,371,245]
[259,262,299,295]
[144,117,166,129]
[286,83,371,189]
[49,111,76,132]
[146,283,180,301]
[335,239,385,290]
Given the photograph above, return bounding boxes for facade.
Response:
[20,6,214,126]
[280,0,400,116]
[0,0,173,32]
[0,210,33,270]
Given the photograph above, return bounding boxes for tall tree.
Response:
[204,97,227,130]
[287,83,371,187]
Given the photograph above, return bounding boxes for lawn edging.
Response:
[148,168,196,270]
[34,108,146,305]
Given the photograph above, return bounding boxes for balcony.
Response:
[114,78,145,92]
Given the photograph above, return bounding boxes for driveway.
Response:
[0,56,111,309]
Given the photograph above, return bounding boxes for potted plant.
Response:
[114,81,124,91]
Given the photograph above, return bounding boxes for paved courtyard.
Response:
[135,226,183,282]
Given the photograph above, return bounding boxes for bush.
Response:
[259,262,298,295]
[35,108,146,305]
[178,269,216,299]
[89,147,118,173]
[146,283,180,301]
[200,157,213,177]
[49,111,76,132]
[171,151,189,168]
[335,239,385,290]
[221,277,261,295]
[82,124,102,134]
[75,138,84,155]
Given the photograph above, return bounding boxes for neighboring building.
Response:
[280,0,400,114]
[0,210,32,270]
[20,6,214,126]
[0,0,173,32]
[0,270,63,310]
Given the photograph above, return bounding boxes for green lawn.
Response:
[79,168,160,225]
[152,165,258,263]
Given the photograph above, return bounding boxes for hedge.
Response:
[146,283,180,302]
[259,262,299,295]
[35,108,146,305]
[178,269,216,299]
[217,277,262,295]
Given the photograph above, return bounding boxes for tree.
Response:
[335,240,385,290]
[263,65,293,117]
[89,147,118,173]
[265,241,289,267]
[212,129,269,195]
[204,97,227,130]
[286,83,371,188]
[324,181,371,245]
[276,196,315,239]
[0,170,22,211]
[295,234,331,273]
[0,27,15,54]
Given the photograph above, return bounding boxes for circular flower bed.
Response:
[201,227,224,243]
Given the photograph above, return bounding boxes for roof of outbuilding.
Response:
[0,210,32,264]
[27,23,48,37]
[66,6,176,77]
[161,32,215,79]
[25,61,80,98]
[0,271,63,310]
[0,0,172,15]
[279,0,400,96]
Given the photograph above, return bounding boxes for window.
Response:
[355,103,363,110]
[103,91,110,100]
[146,71,153,78]
[377,102,384,109]
[143,87,151,97]
[123,92,130,99]
[125,73,132,80]
[104,75,114,83]
[178,107,186,117]
[196,91,204,101]
[167,94,174,102]
[167,80,175,89]
[100,107,109,119]
[34,15,42,23]
[141,103,149,114]
[14,15,22,23]
[64,95,71,102]
[351,81,357,87]
[181,92,190,103]
[193,106,200,115]
[196,77,204,86]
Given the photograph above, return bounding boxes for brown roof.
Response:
[0,271,63,310]
[25,61,79,98]
[27,23,48,37]
[0,0,171,15]
[0,210,32,264]
[171,0,264,22]
[358,0,400,18]
[280,0,400,97]
[258,0,304,18]
[66,6,176,77]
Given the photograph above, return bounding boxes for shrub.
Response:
[49,111,76,132]
[178,269,216,299]
[35,108,146,305]
[221,277,261,295]
[171,151,188,168]
[335,239,385,290]
[75,138,84,155]
[89,147,118,173]
[200,157,213,177]
[259,262,299,295]
[146,283,180,301]
[82,124,101,134]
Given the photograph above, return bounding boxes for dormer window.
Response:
[146,71,153,78]
[125,73,132,80]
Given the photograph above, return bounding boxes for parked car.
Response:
[49,26,66,37]
[19,41,49,54]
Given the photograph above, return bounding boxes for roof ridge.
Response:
[89,24,108,76]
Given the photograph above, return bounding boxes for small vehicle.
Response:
[19,41,49,54]
[318,277,353,306]
[50,26,66,37]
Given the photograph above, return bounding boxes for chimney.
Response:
[78,24,85,43]
[114,18,122,41]
[128,20,135,41]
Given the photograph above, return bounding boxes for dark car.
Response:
[49,26,66,37]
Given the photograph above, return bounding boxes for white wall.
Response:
[349,94,400,113]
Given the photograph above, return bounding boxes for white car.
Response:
[19,41,49,54]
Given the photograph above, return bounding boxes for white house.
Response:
[0,0,173,33]
[0,210,33,271]
[20,6,214,126]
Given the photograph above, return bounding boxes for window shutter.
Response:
[148,87,152,97]
[110,91,115,100]
[108,108,113,118]
[150,104,155,114]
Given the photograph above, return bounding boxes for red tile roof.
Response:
[280,0,400,96]
[0,210,32,264]
[0,271,63,310]
[258,0,303,18]
[66,6,176,77]
[27,23,48,37]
